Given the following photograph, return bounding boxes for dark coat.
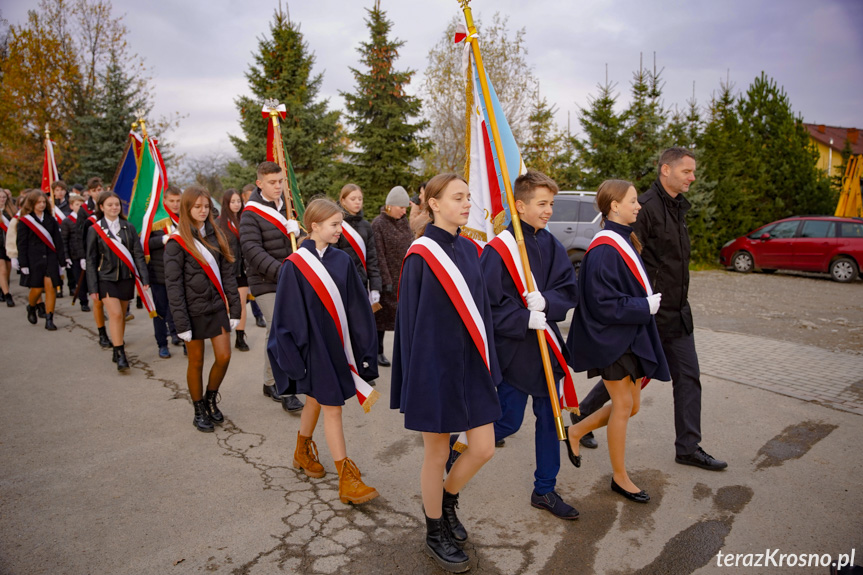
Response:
[371,208,412,331]
[267,240,378,405]
[633,180,693,338]
[239,189,295,297]
[391,224,502,433]
[566,221,670,381]
[335,209,382,293]
[61,214,85,261]
[481,222,578,397]
[164,221,241,335]
[85,217,149,290]
[55,199,72,216]
[217,215,245,279]
[146,229,169,285]
[17,212,66,287]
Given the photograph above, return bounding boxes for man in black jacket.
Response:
[147,186,182,358]
[240,161,303,412]
[573,147,727,471]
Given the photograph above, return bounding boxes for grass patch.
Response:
[689,260,725,271]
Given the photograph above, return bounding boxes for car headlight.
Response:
[722,239,735,248]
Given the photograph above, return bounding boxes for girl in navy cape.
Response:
[267,198,380,506]
[391,173,501,572]
[565,179,670,504]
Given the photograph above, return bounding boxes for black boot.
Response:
[98,326,111,348]
[57,287,64,298]
[44,312,57,331]
[442,489,468,543]
[36,302,46,318]
[424,515,469,573]
[26,305,38,324]
[234,329,249,351]
[204,389,224,424]
[6,293,15,307]
[193,399,214,432]
[115,345,129,372]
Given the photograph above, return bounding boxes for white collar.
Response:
[316,246,327,258]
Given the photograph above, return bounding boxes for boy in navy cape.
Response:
[480,170,580,520]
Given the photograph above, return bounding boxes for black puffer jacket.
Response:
[631,179,693,338]
[147,229,169,285]
[85,217,149,289]
[217,215,244,278]
[164,221,241,334]
[335,209,382,292]
[239,189,296,297]
[61,215,85,260]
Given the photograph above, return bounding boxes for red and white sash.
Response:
[227,219,240,239]
[0,213,10,234]
[68,211,78,223]
[340,221,366,271]
[53,208,66,225]
[243,201,291,237]
[487,230,579,412]
[287,248,380,413]
[20,214,56,252]
[405,236,491,373]
[91,220,156,317]
[586,230,653,296]
[168,232,228,308]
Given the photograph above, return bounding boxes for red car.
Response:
[719,216,863,282]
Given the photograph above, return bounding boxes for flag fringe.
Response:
[361,388,380,413]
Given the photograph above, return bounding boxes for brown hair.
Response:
[256,161,282,179]
[20,189,48,217]
[303,197,342,231]
[87,177,103,191]
[94,191,126,221]
[0,189,14,218]
[423,173,467,222]
[658,147,696,170]
[178,185,234,264]
[68,193,85,206]
[51,180,68,192]
[219,188,242,236]
[339,183,362,203]
[514,169,559,203]
[164,185,182,198]
[596,179,642,254]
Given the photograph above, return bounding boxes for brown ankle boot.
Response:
[335,458,379,505]
[293,432,325,478]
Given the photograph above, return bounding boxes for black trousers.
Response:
[578,331,702,457]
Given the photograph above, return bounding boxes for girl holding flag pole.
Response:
[267,198,380,505]
[85,191,150,371]
[391,173,501,573]
[17,189,66,331]
[164,186,241,433]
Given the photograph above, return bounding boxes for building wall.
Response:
[809,138,844,178]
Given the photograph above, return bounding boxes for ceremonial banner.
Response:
[111,132,140,215]
[41,137,59,194]
[261,103,305,222]
[127,137,171,261]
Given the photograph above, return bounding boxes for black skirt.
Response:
[237,273,248,288]
[99,278,136,301]
[588,348,645,384]
[190,309,230,340]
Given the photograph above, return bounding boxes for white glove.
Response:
[80,259,86,270]
[178,330,192,342]
[286,219,300,236]
[162,234,169,245]
[647,293,662,315]
[11,258,19,271]
[525,290,546,312]
[66,258,73,268]
[229,319,240,331]
[528,310,546,330]
[21,267,29,275]
[369,290,380,305]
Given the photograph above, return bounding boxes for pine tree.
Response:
[340,4,428,214]
[523,88,565,182]
[226,6,343,199]
[569,75,628,189]
[621,54,666,191]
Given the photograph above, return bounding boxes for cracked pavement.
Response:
[1,280,861,575]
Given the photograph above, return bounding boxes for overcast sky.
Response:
[4,0,862,162]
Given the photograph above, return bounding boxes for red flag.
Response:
[41,139,59,193]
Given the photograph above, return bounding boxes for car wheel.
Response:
[732,251,754,273]
[761,269,776,274]
[829,257,859,283]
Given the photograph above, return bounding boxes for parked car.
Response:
[719,216,863,282]
[546,191,600,273]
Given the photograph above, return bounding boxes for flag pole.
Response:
[44,124,57,216]
[264,100,297,251]
[459,0,570,440]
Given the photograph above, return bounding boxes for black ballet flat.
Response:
[611,478,650,503]
[563,426,581,468]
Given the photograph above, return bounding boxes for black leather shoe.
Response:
[442,489,467,543]
[234,330,250,352]
[204,389,224,424]
[56,288,64,298]
[675,447,728,471]
[281,394,304,412]
[26,305,38,324]
[531,490,580,520]
[6,293,15,307]
[255,315,266,328]
[80,302,90,312]
[263,384,282,402]
[563,426,581,468]
[193,400,214,432]
[611,478,650,503]
[424,515,469,573]
[36,302,46,318]
[44,312,57,331]
[377,353,391,367]
[495,439,505,448]
[171,334,182,346]
[116,346,129,372]
[112,348,118,363]
[570,412,598,449]
[135,296,143,309]
[99,330,111,348]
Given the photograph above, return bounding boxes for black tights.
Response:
[185,329,232,401]
[377,330,385,354]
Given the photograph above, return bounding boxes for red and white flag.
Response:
[41,139,59,193]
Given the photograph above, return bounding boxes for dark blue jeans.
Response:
[493,381,560,495]
[150,283,177,347]
[250,299,263,319]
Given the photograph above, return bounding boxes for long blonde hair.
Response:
[178,185,234,263]
[596,179,643,254]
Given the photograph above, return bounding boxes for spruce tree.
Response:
[569,76,628,189]
[621,55,666,191]
[523,88,565,183]
[340,4,427,214]
[226,6,343,199]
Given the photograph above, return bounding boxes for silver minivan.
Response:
[546,191,601,273]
